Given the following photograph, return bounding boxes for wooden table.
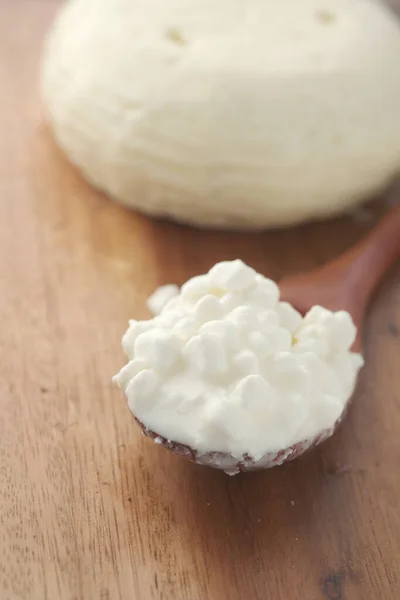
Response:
[1,2,400,599]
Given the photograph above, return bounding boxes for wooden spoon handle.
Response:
[279,200,400,352]
[337,201,400,308]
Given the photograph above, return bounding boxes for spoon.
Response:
[136,201,400,474]
[280,201,400,354]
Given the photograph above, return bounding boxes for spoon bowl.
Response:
[134,201,400,474]
[135,413,349,475]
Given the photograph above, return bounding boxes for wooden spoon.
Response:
[279,200,400,353]
[136,202,400,475]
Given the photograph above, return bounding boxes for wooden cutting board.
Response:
[1,1,399,598]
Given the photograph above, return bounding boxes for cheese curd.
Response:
[114,260,364,459]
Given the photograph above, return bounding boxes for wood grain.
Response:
[0,2,399,599]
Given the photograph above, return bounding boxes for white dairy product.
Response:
[114,260,364,459]
[42,0,400,229]
[147,284,180,315]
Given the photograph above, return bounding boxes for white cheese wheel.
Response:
[42,0,400,229]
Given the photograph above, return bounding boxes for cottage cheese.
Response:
[114,260,364,460]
